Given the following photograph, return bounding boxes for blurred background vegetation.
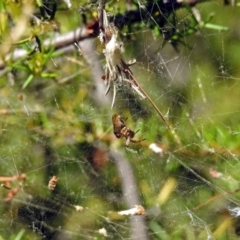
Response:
[1,0,240,239]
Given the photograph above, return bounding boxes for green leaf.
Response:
[149,221,171,240]
[22,74,34,89]
[41,72,57,78]
[204,23,228,31]
[12,229,25,240]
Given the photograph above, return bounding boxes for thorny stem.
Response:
[126,69,181,145]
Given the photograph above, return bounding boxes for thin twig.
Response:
[126,70,170,129]
[0,0,206,71]
[0,25,99,70]
[126,69,181,145]
[109,150,149,240]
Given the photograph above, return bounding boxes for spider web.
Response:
[0,0,240,239]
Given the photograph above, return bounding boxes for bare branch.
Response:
[98,0,106,33]
[109,150,149,240]
[79,26,111,106]
[0,0,207,71]
[0,24,99,70]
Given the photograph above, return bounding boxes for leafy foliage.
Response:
[0,0,240,239]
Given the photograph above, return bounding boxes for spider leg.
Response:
[125,136,131,146]
[134,129,139,134]
[130,138,146,144]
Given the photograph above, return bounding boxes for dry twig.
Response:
[0,174,26,201]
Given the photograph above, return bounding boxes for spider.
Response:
[112,114,145,147]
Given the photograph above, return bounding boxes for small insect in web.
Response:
[48,175,58,190]
[112,114,145,147]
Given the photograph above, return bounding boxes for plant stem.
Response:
[126,70,181,145]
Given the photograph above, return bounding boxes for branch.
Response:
[0,0,207,71]
[110,0,206,29]
[78,26,111,106]
[98,0,106,33]
[0,23,99,70]
[109,150,149,240]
